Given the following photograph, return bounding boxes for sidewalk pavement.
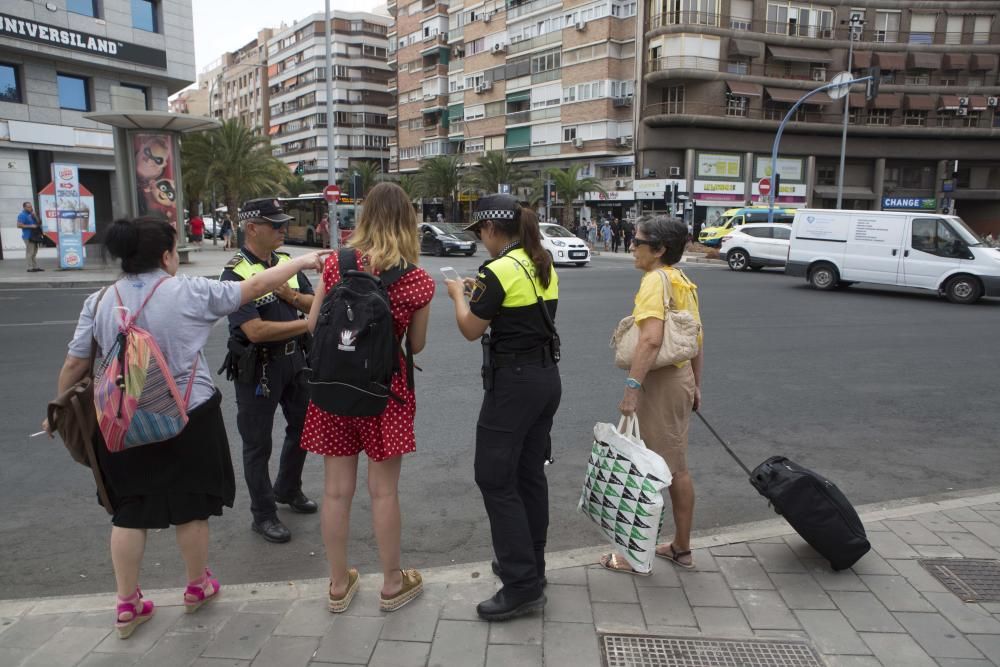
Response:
[3,487,999,666]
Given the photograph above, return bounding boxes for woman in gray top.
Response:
[45,217,327,639]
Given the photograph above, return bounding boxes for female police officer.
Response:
[445,195,561,621]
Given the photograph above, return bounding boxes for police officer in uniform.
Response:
[444,195,562,621]
[220,198,318,543]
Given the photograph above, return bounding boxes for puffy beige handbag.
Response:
[611,269,701,370]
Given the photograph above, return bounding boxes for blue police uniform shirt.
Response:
[18,210,39,240]
[219,246,314,342]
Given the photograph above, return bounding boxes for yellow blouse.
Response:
[632,267,704,352]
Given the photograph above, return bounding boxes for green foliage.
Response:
[541,165,605,227]
[350,161,382,198]
[468,151,526,194]
[416,155,463,221]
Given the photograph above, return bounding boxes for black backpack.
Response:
[308,249,415,416]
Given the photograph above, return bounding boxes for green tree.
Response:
[396,174,420,202]
[281,174,320,197]
[468,151,526,195]
[544,165,604,228]
[349,161,382,198]
[417,155,463,222]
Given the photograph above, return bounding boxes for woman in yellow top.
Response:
[602,214,704,574]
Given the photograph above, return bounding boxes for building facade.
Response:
[635,0,1000,234]
[267,12,394,182]
[194,29,274,133]
[0,0,195,252]
[389,0,639,221]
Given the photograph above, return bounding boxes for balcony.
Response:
[508,31,561,55]
[507,0,560,22]
[506,106,561,126]
[448,58,465,74]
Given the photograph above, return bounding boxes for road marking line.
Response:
[0,320,77,328]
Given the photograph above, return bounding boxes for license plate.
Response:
[569,251,587,259]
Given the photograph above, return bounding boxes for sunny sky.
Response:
[192,0,386,74]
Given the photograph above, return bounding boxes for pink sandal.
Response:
[184,568,221,614]
[116,588,155,639]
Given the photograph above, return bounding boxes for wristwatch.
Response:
[624,377,642,390]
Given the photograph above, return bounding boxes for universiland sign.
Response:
[0,14,167,68]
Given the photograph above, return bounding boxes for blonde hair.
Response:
[348,182,419,272]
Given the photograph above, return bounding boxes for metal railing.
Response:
[508,31,561,55]
[507,0,560,22]
[505,105,561,125]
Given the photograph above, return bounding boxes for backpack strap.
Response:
[338,248,358,277]
[113,275,172,325]
[379,261,415,289]
[379,262,417,390]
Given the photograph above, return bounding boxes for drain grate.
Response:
[601,635,824,667]
[919,558,1000,602]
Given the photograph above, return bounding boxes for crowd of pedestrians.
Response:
[571,215,635,252]
[43,191,704,637]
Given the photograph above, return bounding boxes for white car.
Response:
[720,223,792,271]
[540,223,590,266]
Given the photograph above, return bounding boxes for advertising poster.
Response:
[754,156,804,182]
[696,152,742,179]
[132,132,178,228]
[38,163,96,269]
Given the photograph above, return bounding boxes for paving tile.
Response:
[967,635,1000,663]
[770,573,836,610]
[678,571,736,607]
[592,603,645,634]
[800,559,869,592]
[981,602,1000,614]
[933,660,996,667]
[251,636,319,667]
[92,606,185,655]
[586,567,638,603]
[914,545,964,558]
[865,521,889,532]
[884,520,945,546]
[976,509,1000,523]
[488,611,542,645]
[201,612,282,661]
[313,616,384,665]
[67,611,119,630]
[858,632,937,667]
[850,550,898,576]
[894,612,985,659]
[0,613,77,649]
[733,590,799,630]
[170,601,242,634]
[439,583,497,622]
[368,640,431,667]
[914,512,966,533]
[486,644,542,667]
[637,587,695,627]
[961,521,1000,548]
[76,653,139,666]
[943,508,988,523]
[753,629,809,641]
[544,567,586,586]
[922,592,1000,634]
[751,537,787,544]
[868,531,920,559]
[709,543,752,557]
[689,549,719,572]
[239,599,293,615]
[633,564,680,588]
[793,609,871,655]
[427,620,488,667]
[716,557,774,590]
[783,534,822,559]
[938,532,1000,558]
[21,627,110,667]
[543,584,593,624]
[828,591,904,632]
[376,584,445,643]
[272,599,335,638]
[543,621,601,667]
[0,647,31,666]
[134,631,214,667]
[693,606,752,637]
[748,543,808,573]
[820,656,883,667]
[190,659,250,666]
[860,575,934,612]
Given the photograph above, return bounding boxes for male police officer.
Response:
[221,198,317,543]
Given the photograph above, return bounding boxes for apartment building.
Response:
[196,29,274,132]
[267,12,394,182]
[389,0,639,220]
[635,0,1000,234]
[0,0,194,252]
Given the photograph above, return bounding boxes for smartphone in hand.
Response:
[440,266,460,282]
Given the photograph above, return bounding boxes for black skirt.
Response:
[94,389,236,529]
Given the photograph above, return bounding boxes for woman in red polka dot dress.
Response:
[302,183,434,614]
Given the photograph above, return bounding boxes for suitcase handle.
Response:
[695,411,753,477]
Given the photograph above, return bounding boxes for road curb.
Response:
[3,484,998,614]
[0,275,220,290]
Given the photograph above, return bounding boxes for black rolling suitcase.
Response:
[696,413,870,571]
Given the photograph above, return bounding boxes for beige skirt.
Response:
[635,363,696,474]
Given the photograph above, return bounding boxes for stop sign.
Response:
[758,177,771,196]
[323,184,341,204]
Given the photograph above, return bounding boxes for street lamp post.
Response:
[324,0,339,250]
[836,13,865,209]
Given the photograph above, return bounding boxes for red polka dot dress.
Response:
[301,251,435,461]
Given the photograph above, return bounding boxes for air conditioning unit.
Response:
[616,136,632,147]
[668,166,681,177]
[484,13,492,23]
[575,21,587,31]
[573,137,584,148]
[958,96,970,106]
[492,42,506,54]
[988,96,999,107]
[615,179,625,188]
[613,96,633,108]
[956,107,969,116]
[475,81,493,93]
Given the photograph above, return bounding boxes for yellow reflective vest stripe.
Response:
[489,248,558,307]
[227,252,299,306]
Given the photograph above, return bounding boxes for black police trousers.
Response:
[234,351,309,523]
[475,362,561,595]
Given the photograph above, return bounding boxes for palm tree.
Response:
[417,155,463,222]
[397,174,420,202]
[281,174,319,197]
[349,161,382,198]
[180,131,212,215]
[468,151,526,195]
[544,165,605,228]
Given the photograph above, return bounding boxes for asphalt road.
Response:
[2,253,999,600]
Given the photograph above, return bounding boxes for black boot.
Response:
[491,560,547,588]
[275,491,318,514]
[476,589,546,622]
[252,517,291,543]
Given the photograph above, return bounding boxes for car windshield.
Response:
[434,223,475,240]
[541,225,575,238]
[945,216,985,246]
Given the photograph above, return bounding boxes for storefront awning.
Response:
[726,80,763,97]
[813,185,876,199]
[904,94,935,111]
[765,87,833,105]
[852,52,873,69]
[908,52,942,69]
[506,90,530,103]
[938,95,962,110]
[874,52,906,70]
[970,53,998,71]
[968,95,989,111]
[870,93,902,109]
[942,53,969,70]
[767,45,833,64]
[729,39,764,59]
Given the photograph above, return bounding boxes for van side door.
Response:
[900,217,964,290]
[842,214,906,284]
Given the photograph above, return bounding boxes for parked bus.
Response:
[278,193,361,247]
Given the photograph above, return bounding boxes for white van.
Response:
[786,209,1000,304]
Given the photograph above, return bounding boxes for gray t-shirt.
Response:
[68,270,242,409]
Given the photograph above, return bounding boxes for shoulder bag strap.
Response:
[657,269,676,313]
[88,286,111,377]
[510,256,558,337]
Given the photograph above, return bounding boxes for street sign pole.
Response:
[837,14,864,209]
[324,0,339,250]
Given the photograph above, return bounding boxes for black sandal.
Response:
[656,544,695,569]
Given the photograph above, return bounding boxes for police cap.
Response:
[465,193,519,233]
[239,197,292,224]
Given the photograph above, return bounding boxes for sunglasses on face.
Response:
[252,220,288,230]
[142,146,165,166]
[632,238,660,249]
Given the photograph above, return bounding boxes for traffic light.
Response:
[294,162,305,176]
[351,173,363,199]
[866,66,881,101]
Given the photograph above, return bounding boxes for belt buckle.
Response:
[284,340,296,355]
